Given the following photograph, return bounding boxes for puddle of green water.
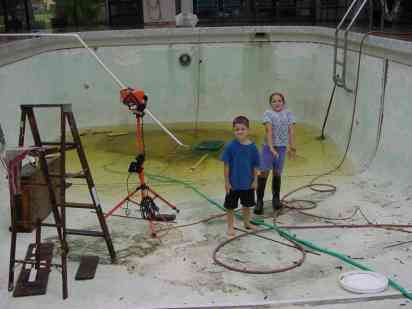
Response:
[65,122,352,203]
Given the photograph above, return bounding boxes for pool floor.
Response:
[2,122,412,309]
[66,121,352,203]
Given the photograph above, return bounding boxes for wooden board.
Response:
[13,243,54,297]
[75,256,99,281]
[16,157,61,232]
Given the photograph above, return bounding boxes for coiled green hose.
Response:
[146,172,412,299]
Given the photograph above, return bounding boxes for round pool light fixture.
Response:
[179,53,192,66]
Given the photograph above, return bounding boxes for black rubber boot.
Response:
[254,176,267,215]
[272,175,282,211]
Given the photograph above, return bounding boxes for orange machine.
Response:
[104,88,179,236]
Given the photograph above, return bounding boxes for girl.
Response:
[254,92,296,216]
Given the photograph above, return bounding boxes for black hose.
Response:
[319,83,337,140]
[212,228,306,274]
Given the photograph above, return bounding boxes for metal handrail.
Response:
[333,0,370,91]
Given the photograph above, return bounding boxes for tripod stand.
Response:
[104,90,179,236]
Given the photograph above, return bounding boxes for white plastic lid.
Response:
[339,271,389,294]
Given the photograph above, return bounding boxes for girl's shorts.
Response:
[259,145,287,175]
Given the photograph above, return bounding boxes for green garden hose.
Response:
[145,172,412,300]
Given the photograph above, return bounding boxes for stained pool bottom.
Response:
[66,122,352,202]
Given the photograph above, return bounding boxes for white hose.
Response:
[0,123,7,172]
[0,123,5,157]
[0,32,186,146]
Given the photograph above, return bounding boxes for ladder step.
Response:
[21,104,70,109]
[50,171,86,179]
[42,142,76,146]
[66,171,86,179]
[64,202,95,209]
[42,145,77,155]
[42,143,77,152]
[41,223,63,228]
[19,105,117,262]
[64,144,77,151]
[66,229,105,237]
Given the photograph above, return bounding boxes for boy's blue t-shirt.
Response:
[220,139,260,191]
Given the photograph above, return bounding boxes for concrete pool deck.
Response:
[1,26,412,308]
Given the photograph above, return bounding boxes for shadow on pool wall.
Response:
[0,27,411,183]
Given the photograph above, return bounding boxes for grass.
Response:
[33,11,53,29]
[0,11,52,31]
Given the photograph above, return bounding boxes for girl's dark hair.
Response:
[233,115,249,128]
[269,92,286,105]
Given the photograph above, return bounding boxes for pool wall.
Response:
[0,27,412,180]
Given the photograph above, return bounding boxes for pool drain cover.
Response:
[339,271,388,294]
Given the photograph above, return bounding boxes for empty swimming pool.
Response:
[1,27,412,308]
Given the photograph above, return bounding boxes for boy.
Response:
[221,116,260,237]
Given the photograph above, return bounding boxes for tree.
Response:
[54,0,103,26]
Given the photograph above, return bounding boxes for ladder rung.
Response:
[64,202,95,209]
[66,229,104,237]
[336,61,344,66]
[28,147,58,156]
[50,171,86,179]
[64,144,77,151]
[66,171,86,179]
[42,145,77,155]
[41,223,63,228]
[46,182,72,189]
[42,142,75,146]
[21,104,70,109]
[19,106,116,262]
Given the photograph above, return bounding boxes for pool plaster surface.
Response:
[1,124,412,309]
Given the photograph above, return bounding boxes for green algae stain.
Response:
[65,122,352,203]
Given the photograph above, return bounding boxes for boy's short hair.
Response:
[233,116,249,128]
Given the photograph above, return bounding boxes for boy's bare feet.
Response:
[244,223,258,232]
[227,228,236,238]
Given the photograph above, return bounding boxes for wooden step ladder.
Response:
[6,146,69,299]
[19,104,117,263]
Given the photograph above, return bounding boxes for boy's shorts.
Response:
[224,189,255,210]
[259,145,287,175]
